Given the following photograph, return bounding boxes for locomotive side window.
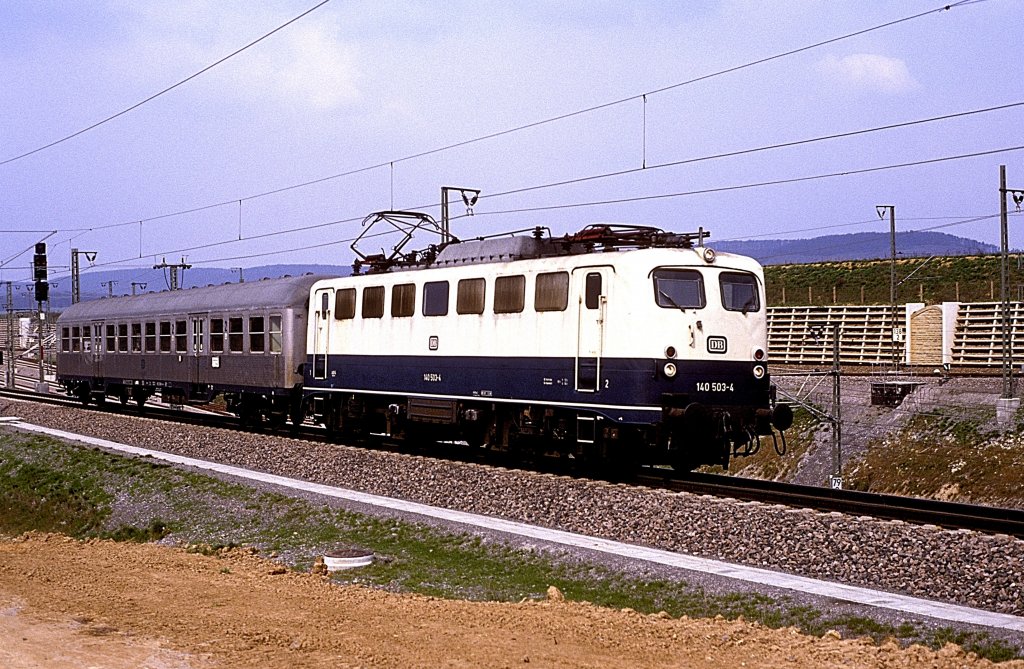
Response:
[494,275,525,314]
[269,315,283,353]
[249,316,265,353]
[228,317,244,352]
[535,272,569,312]
[106,324,116,352]
[118,324,128,353]
[144,322,156,353]
[585,273,602,310]
[335,288,356,320]
[457,278,485,315]
[174,320,187,353]
[363,286,385,319]
[720,272,760,313]
[653,269,705,309]
[61,327,70,353]
[320,292,330,319]
[392,283,416,318]
[422,281,449,316]
[131,324,142,352]
[210,318,225,353]
[160,321,172,353]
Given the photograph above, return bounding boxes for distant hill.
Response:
[715,231,997,266]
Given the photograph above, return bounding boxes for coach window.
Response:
[71,326,80,352]
[158,322,171,353]
[720,271,760,313]
[535,272,569,312]
[653,269,705,310]
[144,323,156,353]
[106,324,116,352]
[335,288,356,320]
[422,281,449,316]
[228,316,244,352]
[362,286,385,319]
[131,324,143,352]
[118,324,128,353]
[269,315,283,353]
[392,283,416,318]
[61,327,70,353]
[174,320,187,353]
[210,318,224,353]
[249,316,265,353]
[585,273,603,310]
[82,326,92,353]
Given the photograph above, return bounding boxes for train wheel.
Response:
[75,383,91,406]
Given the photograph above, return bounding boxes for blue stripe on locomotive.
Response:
[304,355,770,424]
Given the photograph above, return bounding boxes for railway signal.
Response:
[32,242,48,303]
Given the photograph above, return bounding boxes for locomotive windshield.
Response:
[720,271,760,313]
[653,269,705,309]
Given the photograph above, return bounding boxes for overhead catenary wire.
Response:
[19,1,987,240]
[0,0,333,168]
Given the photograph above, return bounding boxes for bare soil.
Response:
[0,533,1019,669]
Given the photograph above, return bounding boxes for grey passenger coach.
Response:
[57,274,324,425]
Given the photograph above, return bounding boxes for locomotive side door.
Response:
[573,267,610,393]
[312,288,333,380]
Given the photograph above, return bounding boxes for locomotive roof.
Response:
[57,274,330,323]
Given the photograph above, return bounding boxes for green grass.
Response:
[0,429,1019,661]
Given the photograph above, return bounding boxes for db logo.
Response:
[707,336,727,354]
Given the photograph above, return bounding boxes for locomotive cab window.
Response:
[335,288,356,320]
[720,271,760,313]
[456,278,485,315]
[653,269,705,309]
[422,281,449,316]
[392,283,416,318]
[362,286,385,319]
[535,272,569,312]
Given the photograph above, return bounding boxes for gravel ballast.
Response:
[3,399,1022,619]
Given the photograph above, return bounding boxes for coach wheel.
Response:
[76,383,91,406]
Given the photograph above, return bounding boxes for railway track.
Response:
[4,385,1023,538]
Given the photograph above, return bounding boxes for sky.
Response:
[2,0,1023,288]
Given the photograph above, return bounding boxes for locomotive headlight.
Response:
[753,348,765,361]
[663,362,678,378]
[752,364,765,379]
[665,346,677,359]
[702,247,716,264]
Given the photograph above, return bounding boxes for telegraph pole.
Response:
[101,281,118,298]
[71,248,98,304]
[131,282,147,296]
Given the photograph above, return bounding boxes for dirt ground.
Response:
[0,534,1020,669]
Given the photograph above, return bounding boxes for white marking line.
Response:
[9,420,1024,633]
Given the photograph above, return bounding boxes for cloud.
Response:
[818,53,917,93]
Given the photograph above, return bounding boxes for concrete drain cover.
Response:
[323,548,374,571]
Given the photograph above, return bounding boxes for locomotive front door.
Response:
[312,288,333,381]
[573,267,610,393]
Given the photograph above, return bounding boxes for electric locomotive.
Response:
[304,217,791,469]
